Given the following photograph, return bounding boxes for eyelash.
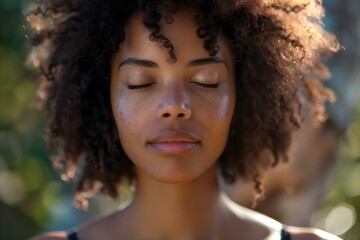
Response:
[194,82,220,88]
[127,83,154,89]
[127,82,220,90]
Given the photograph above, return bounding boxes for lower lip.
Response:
[149,142,199,154]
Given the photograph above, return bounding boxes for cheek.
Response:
[216,94,234,119]
[204,89,235,128]
[193,91,235,154]
[111,89,138,140]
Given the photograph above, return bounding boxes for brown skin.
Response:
[30,10,341,240]
[111,10,235,184]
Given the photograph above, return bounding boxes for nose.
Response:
[157,86,191,120]
[159,102,191,120]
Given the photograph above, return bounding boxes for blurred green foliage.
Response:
[0,0,65,239]
[313,103,360,240]
[0,0,359,240]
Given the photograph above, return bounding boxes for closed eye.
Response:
[193,82,220,88]
[127,83,154,90]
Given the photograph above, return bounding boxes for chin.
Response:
[133,154,219,184]
[143,161,217,184]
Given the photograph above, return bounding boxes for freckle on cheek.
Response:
[119,111,125,122]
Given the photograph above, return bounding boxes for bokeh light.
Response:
[0,0,359,239]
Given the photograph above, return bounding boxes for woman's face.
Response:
[110,10,236,183]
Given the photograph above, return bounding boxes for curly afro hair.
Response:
[26,0,339,208]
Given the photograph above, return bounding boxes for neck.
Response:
[127,164,226,239]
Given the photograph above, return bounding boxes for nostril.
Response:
[162,112,187,118]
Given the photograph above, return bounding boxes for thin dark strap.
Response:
[280,227,291,240]
[67,230,79,240]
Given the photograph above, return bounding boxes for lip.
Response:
[148,131,200,154]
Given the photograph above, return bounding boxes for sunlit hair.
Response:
[26,0,339,208]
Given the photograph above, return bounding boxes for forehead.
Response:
[118,9,233,65]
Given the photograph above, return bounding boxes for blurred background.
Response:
[0,0,359,239]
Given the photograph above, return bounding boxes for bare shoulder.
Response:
[28,231,68,240]
[221,195,342,240]
[288,226,343,240]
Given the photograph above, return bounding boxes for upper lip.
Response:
[149,131,200,144]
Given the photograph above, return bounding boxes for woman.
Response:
[28,0,340,239]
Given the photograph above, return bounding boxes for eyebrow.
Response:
[187,57,228,69]
[118,56,228,70]
[119,58,158,70]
